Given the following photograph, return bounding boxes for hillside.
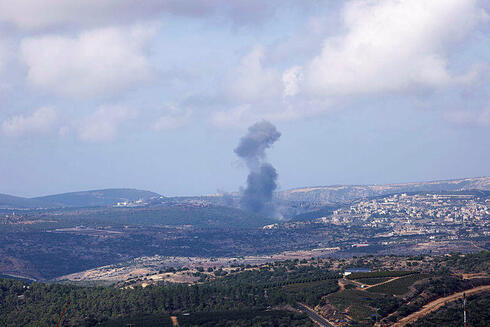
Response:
[0,188,160,208]
[1,177,489,209]
[53,204,275,229]
[0,204,275,279]
[0,252,488,326]
[278,176,490,204]
[32,188,160,207]
[0,194,43,208]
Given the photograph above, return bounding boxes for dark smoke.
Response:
[240,163,278,215]
[234,121,281,216]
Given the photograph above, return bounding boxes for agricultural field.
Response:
[367,273,432,296]
[326,289,388,321]
[100,313,173,327]
[355,277,392,285]
[282,279,339,307]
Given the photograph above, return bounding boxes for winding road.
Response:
[392,285,490,326]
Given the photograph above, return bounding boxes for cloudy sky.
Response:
[0,0,489,197]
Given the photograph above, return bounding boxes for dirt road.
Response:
[347,275,405,290]
[363,276,403,289]
[392,285,490,326]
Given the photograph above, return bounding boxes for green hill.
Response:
[0,189,160,208]
[0,194,43,208]
[51,204,274,229]
[32,188,160,207]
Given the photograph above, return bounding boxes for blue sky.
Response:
[0,0,489,197]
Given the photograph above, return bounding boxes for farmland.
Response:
[355,277,392,285]
[367,273,432,295]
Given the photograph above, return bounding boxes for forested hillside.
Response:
[0,262,337,326]
[1,252,488,326]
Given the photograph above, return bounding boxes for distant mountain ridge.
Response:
[0,194,45,208]
[278,176,490,203]
[1,177,488,209]
[0,189,160,209]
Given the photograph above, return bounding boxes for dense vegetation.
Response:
[214,262,339,287]
[0,262,340,326]
[1,205,272,229]
[1,252,488,326]
[101,310,314,327]
[434,251,490,273]
[347,270,416,280]
[282,280,338,307]
[99,313,173,327]
[327,289,402,321]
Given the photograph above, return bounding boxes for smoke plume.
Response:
[234,121,281,216]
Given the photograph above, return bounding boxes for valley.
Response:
[0,177,488,326]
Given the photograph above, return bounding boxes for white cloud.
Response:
[78,105,137,142]
[211,99,331,128]
[0,0,156,30]
[2,106,57,137]
[152,105,191,131]
[0,39,13,77]
[226,46,282,102]
[282,66,303,97]
[20,25,155,98]
[214,0,488,127]
[301,0,488,97]
[58,125,70,137]
[215,45,331,127]
[212,104,257,128]
[444,105,490,127]
[0,43,4,74]
[0,0,301,30]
